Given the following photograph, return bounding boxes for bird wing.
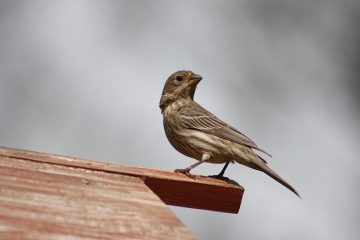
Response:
[178,103,271,157]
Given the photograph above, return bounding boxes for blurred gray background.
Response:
[1,0,359,239]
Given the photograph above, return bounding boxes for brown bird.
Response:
[159,70,300,197]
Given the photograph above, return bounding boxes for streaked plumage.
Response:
[159,70,300,197]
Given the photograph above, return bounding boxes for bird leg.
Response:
[209,162,230,181]
[175,153,210,178]
[218,162,230,177]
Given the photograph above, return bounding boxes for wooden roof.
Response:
[0,146,243,239]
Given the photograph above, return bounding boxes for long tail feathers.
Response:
[261,165,301,198]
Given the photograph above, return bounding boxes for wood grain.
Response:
[0,153,196,240]
[0,146,244,214]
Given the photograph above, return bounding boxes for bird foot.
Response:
[208,174,230,182]
[174,168,196,179]
[208,175,240,186]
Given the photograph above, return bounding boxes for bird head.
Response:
[159,70,202,112]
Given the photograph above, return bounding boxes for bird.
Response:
[159,70,300,197]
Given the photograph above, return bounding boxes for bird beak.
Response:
[190,73,202,85]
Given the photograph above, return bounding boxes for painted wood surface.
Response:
[0,152,196,239]
[0,146,244,239]
[0,146,244,213]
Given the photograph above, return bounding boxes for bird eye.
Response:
[176,76,183,81]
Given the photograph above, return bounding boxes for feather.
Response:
[178,102,272,157]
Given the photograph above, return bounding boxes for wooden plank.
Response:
[0,156,197,240]
[0,146,243,213]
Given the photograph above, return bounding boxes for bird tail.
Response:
[237,152,301,198]
[260,164,301,198]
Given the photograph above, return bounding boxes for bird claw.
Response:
[208,174,230,182]
[174,168,196,179]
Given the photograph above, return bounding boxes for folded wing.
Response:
[178,103,271,158]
